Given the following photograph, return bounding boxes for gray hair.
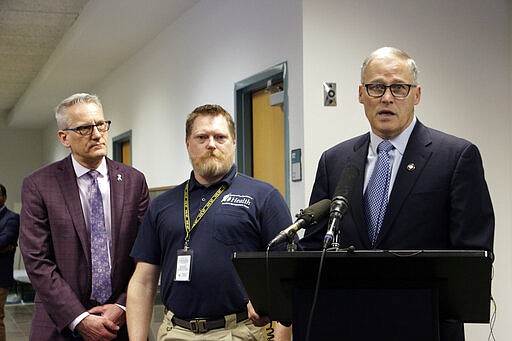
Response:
[360,47,419,84]
[55,93,103,129]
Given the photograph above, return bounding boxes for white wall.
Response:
[92,0,305,213]
[42,120,69,164]
[0,128,43,209]
[43,0,304,213]
[41,0,304,211]
[303,0,511,339]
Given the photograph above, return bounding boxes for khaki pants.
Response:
[0,287,9,341]
[158,310,265,341]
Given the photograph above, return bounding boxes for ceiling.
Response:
[0,0,199,129]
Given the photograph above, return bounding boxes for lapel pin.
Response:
[117,174,123,181]
[406,163,416,171]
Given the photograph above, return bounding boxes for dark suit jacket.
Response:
[0,206,20,287]
[301,120,494,340]
[302,120,494,251]
[19,155,149,341]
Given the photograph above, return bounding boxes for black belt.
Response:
[171,311,248,334]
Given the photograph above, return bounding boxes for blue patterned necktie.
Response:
[364,140,394,247]
[87,170,111,304]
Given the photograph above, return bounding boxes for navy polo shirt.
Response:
[130,165,293,318]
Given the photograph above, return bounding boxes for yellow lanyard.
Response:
[183,180,227,248]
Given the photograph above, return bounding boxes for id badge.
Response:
[175,248,193,282]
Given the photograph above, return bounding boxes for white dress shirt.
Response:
[69,155,114,331]
[364,115,417,198]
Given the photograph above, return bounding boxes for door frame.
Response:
[234,62,289,202]
[112,130,132,165]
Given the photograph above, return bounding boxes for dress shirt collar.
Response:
[71,154,108,179]
[369,115,417,155]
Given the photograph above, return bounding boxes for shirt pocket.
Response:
[213,206,254,246]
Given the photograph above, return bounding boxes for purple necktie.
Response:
[364,140,394,247]
[87,170,111,304]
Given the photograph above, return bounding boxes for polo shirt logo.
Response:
[221,193,253,209]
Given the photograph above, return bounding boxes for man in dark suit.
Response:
[0,184,20,341]
[19,93,150,341]
[301,47,494,340]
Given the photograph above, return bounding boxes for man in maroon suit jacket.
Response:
[19,93,149,341]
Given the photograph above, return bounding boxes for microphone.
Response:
[267,199,331,249]
[323,164,360,249]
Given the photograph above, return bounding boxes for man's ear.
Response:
[414,85,422,105]
[58,131,71,148]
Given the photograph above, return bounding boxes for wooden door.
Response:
[121,140,131,165]
[252,88,285,197]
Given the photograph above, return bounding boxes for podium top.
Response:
[234,249,491,259]
[233,250,493,323]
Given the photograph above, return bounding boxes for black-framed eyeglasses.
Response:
[364,83,417,98]
[63,120,111,136]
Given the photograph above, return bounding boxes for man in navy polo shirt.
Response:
[126,104,293,341]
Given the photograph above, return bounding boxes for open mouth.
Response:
[378,110,395,116]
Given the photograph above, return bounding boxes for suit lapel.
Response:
[107,159,125,273]
[57,156,91,263]
[0,209,6,230]
[348,134,374,248]
[376,121,433,247]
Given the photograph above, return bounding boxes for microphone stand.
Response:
[286,239,297,252]
[331,231,341,250]
[285,210,312,252]
[326,223,355,253]
[325,229,342,251]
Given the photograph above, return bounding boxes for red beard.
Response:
[191,149,233,180]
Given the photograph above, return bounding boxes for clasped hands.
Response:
[75,304,125,341]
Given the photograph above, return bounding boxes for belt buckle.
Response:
[190,319,208,334]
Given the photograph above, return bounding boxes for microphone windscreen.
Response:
[333,164,360,202]
[300,199,331,225]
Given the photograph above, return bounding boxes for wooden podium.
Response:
[233,250,492,341]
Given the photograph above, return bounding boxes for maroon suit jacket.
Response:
[19,155,149,341]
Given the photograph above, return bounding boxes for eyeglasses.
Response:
[364,83,417,98]
[63,120,111,136]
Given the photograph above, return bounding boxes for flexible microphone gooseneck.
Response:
[267,199,331,249]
